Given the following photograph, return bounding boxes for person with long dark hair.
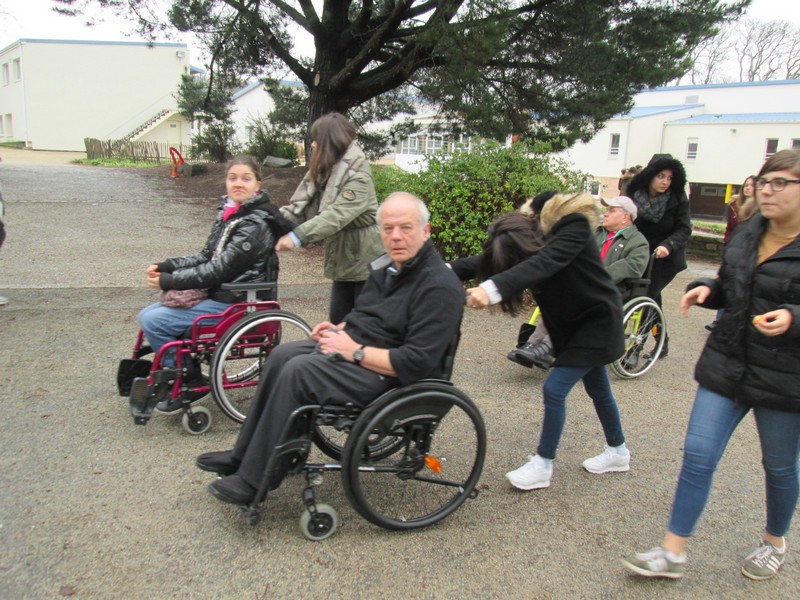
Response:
[276,113,383,323]
[451,192,630,490]
[623,149,800,581]
[625,155,693,357]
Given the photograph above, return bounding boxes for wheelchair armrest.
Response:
[620,278,650,302]
[220,281,278,302]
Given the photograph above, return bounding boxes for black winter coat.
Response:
[451,214,624,367]
[627,156,692,282]
[688,215,800,412]
[157,191,293,303]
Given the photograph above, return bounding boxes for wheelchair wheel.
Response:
[210,310,312,423]
[312,419,407,462]
[182,406,212,435]
[341,382,486,531]
[299,503,340,541]
[610,297,666,379]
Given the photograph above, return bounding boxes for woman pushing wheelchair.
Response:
[137,155,293,415]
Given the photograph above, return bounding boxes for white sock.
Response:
[612,443,628,455]
[664,549,686,563]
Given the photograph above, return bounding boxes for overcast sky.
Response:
[1,0,799,67]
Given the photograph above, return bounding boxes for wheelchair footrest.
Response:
[129,377,153,425]
[117,359,152,396]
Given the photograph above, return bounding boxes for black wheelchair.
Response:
[236,334,487,540]
[117,282,311,434]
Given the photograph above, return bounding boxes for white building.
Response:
[0,39,194,152]
[558,79,800,218]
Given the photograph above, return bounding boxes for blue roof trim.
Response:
[14,38,188,48]
[622,104,704,118]
[231,79,307,100]
[668,113,800,124]
[644,79,800,92]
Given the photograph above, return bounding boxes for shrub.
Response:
[410,141,589,260]
[244,117,299,165]
[372,165,420,202]
[190,121,240,163]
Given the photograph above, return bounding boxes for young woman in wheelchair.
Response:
[138,155,293,414]
[196,192,466,507]
[451,192,631,490]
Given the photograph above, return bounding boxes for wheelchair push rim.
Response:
[210,310,312,422]
[610,297,666,379]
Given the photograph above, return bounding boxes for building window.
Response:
[4,114,11,138]
[12,58,21,81]
[686,137,699,161]
[1,63,8,85]
[425,134,445,155]
[792,139,800,150]
[400,135,422,155]
[609,133,620,158]
[765,138,779,159]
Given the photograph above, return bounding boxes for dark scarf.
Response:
[633,189,670,223]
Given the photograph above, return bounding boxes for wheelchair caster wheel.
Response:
[182,406,212,435]
[245,506,262,527]
[299,503,339,541]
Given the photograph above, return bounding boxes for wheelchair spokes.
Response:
[342,388,486,530]
[611,297,666,379]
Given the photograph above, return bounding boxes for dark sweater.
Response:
[343,241,465,385]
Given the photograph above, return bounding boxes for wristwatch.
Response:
[353,346,365,365]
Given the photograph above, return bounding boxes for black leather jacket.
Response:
[157,191,293,303]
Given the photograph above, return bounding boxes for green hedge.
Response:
[373,142,589,260]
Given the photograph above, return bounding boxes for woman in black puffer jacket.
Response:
[624,149,800,582]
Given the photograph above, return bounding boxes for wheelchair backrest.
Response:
[618,251,656,302]
[439,329,461,381]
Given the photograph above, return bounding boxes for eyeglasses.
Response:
[753,177,800,192]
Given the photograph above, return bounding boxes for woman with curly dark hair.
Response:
[625,154,693,357]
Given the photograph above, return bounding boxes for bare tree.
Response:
[734,19,800,81]
[682,25,736,84]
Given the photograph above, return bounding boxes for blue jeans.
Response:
[537,365,625,459]
[668,386,800,538]
[138,299,231,366]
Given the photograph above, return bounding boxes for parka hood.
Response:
[626,155,688,199]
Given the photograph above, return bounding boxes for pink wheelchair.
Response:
[117,282,312,434]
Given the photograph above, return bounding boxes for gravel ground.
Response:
[0,149,798,599]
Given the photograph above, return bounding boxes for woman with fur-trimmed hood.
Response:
[449,192,630,492]
[625,155,692,357]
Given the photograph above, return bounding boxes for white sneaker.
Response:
[505,455,552,490]
[582,446,630,474]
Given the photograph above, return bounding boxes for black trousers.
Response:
[232,339,398,489]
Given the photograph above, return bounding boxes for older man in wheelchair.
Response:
[196,192,466,508]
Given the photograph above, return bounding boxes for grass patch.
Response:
[0,141,26,149]
[693,220,725,235]
[71,158,164,168]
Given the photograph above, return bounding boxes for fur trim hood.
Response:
[625,155,687,200]
[521,192,599,235]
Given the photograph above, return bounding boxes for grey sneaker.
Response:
[622,546,685,579]
[741,541,786,580]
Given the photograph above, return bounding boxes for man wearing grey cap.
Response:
[509,195,650,368]
[596,196,650,293]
